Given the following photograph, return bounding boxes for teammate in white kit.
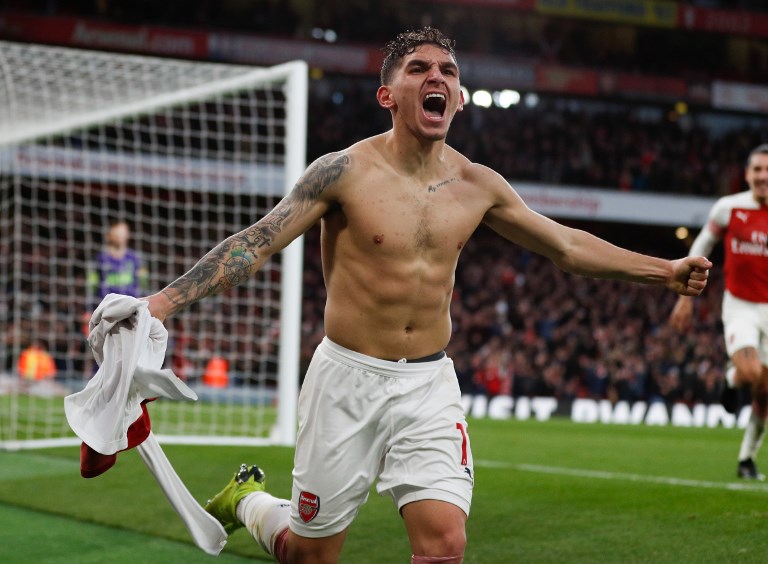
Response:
[670,143,768,481]
[143,27,711,563]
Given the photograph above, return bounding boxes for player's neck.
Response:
[385,127,447,176]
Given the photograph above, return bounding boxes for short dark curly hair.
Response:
[747,143,768,167]
[380,27,457,85]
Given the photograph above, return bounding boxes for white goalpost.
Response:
[0,40,307,449]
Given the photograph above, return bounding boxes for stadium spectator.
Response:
[17,340,57,381]
[141,27,711,563]
[670,143,768,481]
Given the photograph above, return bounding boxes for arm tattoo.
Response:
[162,237,256,311]
[238,152,348,249]
[292,152,349,207]
[161,152,349,314]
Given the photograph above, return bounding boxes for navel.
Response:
[373,234,384,245]
[405,326,413,334]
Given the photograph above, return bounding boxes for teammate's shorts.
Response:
[722,290,768,363]
[289,337,474,538]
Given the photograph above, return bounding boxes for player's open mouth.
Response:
[423,92,446,119]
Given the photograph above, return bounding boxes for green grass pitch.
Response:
[1,417,767,563]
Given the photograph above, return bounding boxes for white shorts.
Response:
[722,291,768,363]
[289,337,474,538]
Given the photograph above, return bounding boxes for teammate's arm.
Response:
[144,152,349,321]
[478,165,711,295]
[669,219,722,331]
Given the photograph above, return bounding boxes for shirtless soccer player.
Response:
[143,27,711,563]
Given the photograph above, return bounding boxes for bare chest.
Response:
[335,175,482,256]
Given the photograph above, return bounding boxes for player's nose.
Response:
[426,65,445,82]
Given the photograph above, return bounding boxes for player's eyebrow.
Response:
[405,58,459,75]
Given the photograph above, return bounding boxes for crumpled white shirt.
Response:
[63,294,226,555]
[64,293,197,454]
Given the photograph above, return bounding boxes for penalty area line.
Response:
[475,459,768,493]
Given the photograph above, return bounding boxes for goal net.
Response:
[0,41,307,450]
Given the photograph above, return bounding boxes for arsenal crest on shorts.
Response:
[299,491,320,523]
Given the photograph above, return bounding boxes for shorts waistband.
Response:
[386,350,446,363]
[319,337,450,377]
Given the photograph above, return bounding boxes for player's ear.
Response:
[377,85,395,109]
[458,88,464,112]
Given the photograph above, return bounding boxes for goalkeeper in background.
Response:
[670,143,768,481]
[82,220,149,369]
[86,220,148,307]
[142,27,711,564]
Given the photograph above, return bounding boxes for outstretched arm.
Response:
[144,152,349,321]
[479,167,712,294]
[508,215,711,295]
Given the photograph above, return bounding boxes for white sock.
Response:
[738,412,766,461]
[236,491,291,556]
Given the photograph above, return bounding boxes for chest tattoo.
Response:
[427,177,458,193]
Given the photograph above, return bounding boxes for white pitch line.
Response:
[475,459,768,493]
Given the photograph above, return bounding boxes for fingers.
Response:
[686,269,708,293]
[688,268,709,281]
[686,282,706,294]
[682,257,710,295]
[690,256,713,270]
[685,256,712,280]
[680,287,703,297]
[687,270,708,291]
[678,275,707,296]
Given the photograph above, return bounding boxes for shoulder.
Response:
[715,190,754,208]
[462,160,502,184]
[305,150,352,177]
[440,146,495,182]
[291,137,384,203]
[293,150,353,202]
[450,149,516,198]
[711,191,755,222]
[304,136,382,179]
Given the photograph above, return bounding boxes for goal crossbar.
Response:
[0,59,306,148]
